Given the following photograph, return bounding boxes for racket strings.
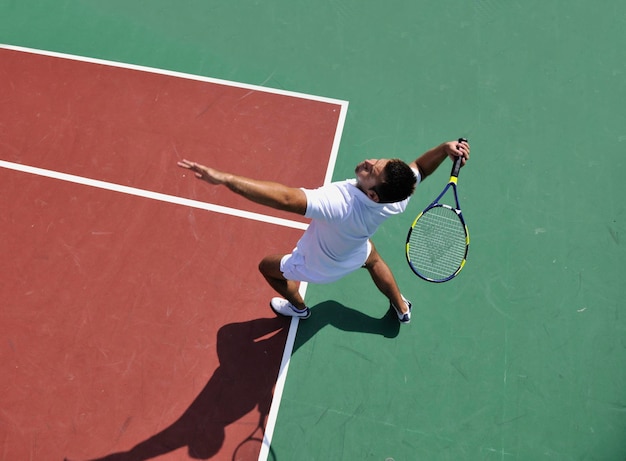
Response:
[408,205,467,280]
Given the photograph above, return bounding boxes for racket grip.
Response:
[451,138,467,177]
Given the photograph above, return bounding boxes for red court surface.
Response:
[0,47,343,224]
[0,48,346,460]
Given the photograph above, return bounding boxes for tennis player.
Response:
[178,139,469,324]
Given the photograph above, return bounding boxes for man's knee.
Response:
[258,256,272,275]
[259,254,284,278]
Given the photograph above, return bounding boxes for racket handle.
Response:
[451,138,467,177]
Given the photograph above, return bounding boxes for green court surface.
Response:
[2,1,625,460]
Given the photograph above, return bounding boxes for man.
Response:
[178,139,470,324]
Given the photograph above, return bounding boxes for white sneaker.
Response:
[269,297,311,319]
[390,295,412,324]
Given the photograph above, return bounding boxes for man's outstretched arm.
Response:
[177,160,308,215]
[408,139,470,180]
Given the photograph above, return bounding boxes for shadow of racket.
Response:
[232,410,277,461]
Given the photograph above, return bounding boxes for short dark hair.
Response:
[372,159,416,203]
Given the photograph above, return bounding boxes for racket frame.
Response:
[405,154,470,282]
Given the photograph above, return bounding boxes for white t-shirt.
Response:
[283,169,420,284]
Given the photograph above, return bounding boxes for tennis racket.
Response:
[405,138,470,283]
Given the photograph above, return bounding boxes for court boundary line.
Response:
[0,44,347,107]
[0,160,310,230]
[1,44,347,461]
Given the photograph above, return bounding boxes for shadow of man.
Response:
[292,300,400,354]
[80,317,289,461]
[75,301,399,460]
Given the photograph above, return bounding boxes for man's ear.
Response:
[366,188,380,203]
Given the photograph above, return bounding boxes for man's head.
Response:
[355,158,417,203]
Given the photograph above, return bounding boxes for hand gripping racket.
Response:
[405,138,470,282]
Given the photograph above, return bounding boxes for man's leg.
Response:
[363,241,409,315]
[258,254,307,310]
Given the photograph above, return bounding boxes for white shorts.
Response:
[280,241,373,284]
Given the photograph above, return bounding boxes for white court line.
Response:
[0,160,310,230]
[258,82,345,461]
[0,43,348,106]
[0,44,348,461]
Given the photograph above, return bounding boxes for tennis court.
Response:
[1,2,625,460]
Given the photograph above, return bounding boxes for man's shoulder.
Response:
[307,179,356,199]
[302,180,354,220]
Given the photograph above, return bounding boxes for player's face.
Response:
[355,158,389,199]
